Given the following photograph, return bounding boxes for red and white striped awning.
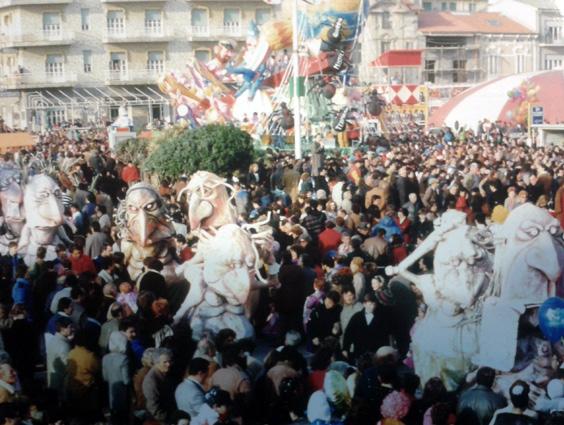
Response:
[428,70,564,130]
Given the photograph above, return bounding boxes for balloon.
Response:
[323,83,336,99]
[505,110,513,119]
[539,297,564,343]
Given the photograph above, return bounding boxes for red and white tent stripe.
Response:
[428,70,564,130]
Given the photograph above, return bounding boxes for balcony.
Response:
[0,71,77,90]
[0,29,74,48]
[103,26,174,43]
[104,68,164,85]
[188,24,244,40]
[101,0,166,2]
[0,0,71,6]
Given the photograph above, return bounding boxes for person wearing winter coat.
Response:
[102,331,131,423]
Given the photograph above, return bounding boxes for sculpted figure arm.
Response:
[386,212,463,288]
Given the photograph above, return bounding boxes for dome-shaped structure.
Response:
[428,70,564,130]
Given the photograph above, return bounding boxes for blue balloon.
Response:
[539,297,564,343]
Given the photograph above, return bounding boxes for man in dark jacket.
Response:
[342,292,389,362]
[275,251,306,335]
[457,367,507,425]
[306,290,341,351]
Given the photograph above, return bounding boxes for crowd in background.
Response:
[0,121,560,425]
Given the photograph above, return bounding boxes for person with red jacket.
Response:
[317,221,341,258]
[70,245,97,276]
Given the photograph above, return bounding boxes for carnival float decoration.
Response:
[0,164,24,254]
[17,174,66,266]
[115,182,180,283]
[387,204,564,392]
[158,0,368,136]
[173,171,273,340]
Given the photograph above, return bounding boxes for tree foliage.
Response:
[144,124,254,179]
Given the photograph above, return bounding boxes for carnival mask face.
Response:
[497,204,563,304]
[434,226,491,309]
[24,175,64,229]
[181,171,236,231]
[124,184,174,247]
[0,178,24,236]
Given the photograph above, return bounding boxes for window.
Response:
[449,2,456,11]
[147,51,164,73]
[195,49,210,63]
[223,8,241,35]
[382,11,391,30]
[546,24,562,43]
[83,50,92,73]
[145,9,162,34]
[109,52,127,79]
[81,8,90,31]
[405,41,414,50]
[380,41,391,53]
[452,59,466,83]
[469,3,476,12]
[107,10,125,34]
[191,8,208,35]
[43,12,61,34]
[423,2,432,11]
[425,59,435,83]
[515,54,525,74]
[487,55,499,75]
[544,55,563,70]
[441,2,448,11]
[45,54,64,77]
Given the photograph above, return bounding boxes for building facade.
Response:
[0,0,277,130]
[419,0,488,13]
[489,0,564,71]
[359,0,421,83]
[418,12,536,85]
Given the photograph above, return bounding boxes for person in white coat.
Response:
[46,316,73,402]
[102,331,131,423]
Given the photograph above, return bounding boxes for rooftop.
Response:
[418,12,534,35]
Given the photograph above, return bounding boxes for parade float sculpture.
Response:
[0,165,24,254]
[386,210,495,390]
[387,204,564,391]
[475,204,563,376]
[173,171,273,340]
[17,174,66,266]
[158,0,368,128]
[116,182,179,283]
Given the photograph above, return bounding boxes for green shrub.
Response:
[144,124,254,179]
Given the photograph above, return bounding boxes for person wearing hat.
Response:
[342,292,390,362]
[191,387,235,425]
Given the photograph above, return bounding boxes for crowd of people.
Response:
[0,121,560,425]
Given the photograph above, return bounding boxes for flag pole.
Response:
[292,0,302,159]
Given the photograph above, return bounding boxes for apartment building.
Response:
[189,0,273,63]
[418,12,536,84]
[359,0,421,83]
[0,0,276,130]
[419,0,488,13]
[489,0,564,71]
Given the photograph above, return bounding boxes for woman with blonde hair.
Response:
[350,257,366,301]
